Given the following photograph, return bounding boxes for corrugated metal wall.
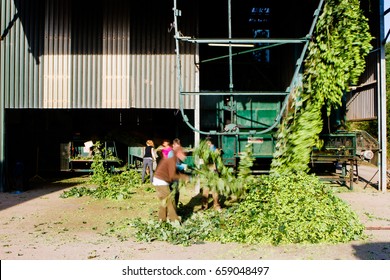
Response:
[346,51,378,121]
[1,0,197,109]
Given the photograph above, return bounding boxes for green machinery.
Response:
[60,140,121,172]
[127,146,144,168]
[311,130,378,189]
[172,0,324,168]
[216,95,282,167]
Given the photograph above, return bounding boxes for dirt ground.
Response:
[1,170,390,260]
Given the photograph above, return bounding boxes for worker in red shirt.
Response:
[152,147,188,222]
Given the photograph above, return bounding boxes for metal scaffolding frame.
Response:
[172,0,325,136]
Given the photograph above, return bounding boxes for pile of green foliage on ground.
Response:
[60,168,142,200]
[60,147,144,200]
[59,140,365,246]
[132,172,364,246]
[131,143,365,246]
[212,173,364,245]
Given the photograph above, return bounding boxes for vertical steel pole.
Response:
[227,0,236,160]
[228,0,233,91]
[173,0,182,95]
[0,0,5,192]
[194,43,200,147]
[173,0,199,145]
[228,0,234,122]
[379,0,387,192]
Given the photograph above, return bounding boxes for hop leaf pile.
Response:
[213,173,365,245]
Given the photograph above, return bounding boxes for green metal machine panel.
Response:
[221,133,275,167]
[221,135,237,166]
[248,136,275,158]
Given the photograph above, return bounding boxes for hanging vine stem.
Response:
[271,0,373,175]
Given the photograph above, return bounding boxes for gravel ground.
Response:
[0,166,389,260]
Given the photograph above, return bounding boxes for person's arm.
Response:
[168,159,188,181]
[176,162,185,171]
[152,148,157,161]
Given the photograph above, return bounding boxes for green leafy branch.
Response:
[192,140,254,199]
[271,0,373,174]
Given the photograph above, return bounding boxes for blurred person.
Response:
[167,138,187,207]
[141,140,157,184]
[202,138,221,211]
[160,139,173,159]
[152,147,188,222]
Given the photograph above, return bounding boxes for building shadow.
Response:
[0,173,90,211]
[352,242,390,260]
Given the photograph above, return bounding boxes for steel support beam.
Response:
[379,0,388,192]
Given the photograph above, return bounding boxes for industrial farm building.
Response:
[0,0,387,191]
